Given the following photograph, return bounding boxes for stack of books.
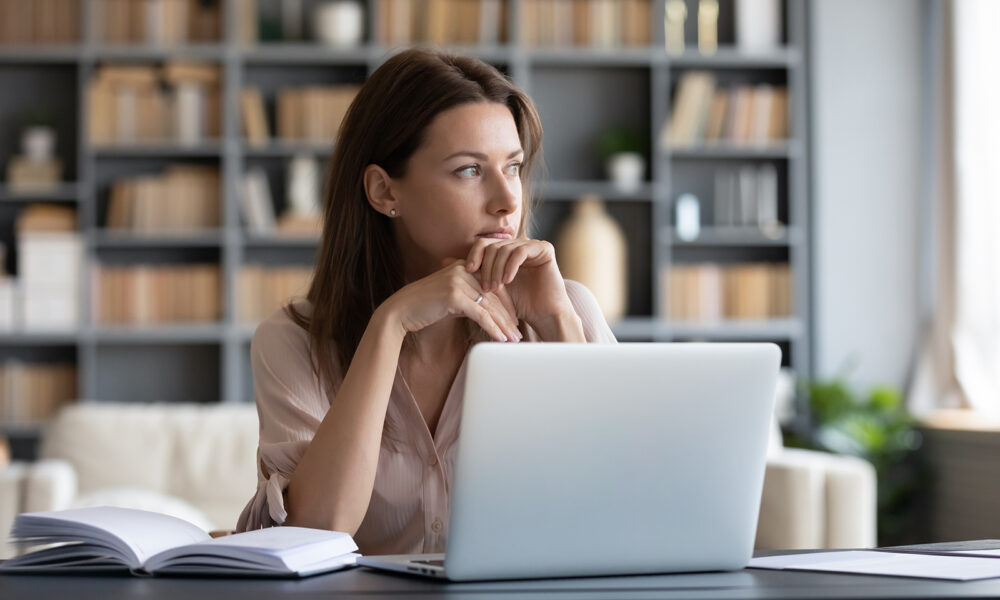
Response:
[274,85,361,143]
[17,205,82,331]
[106,165,221,233]
[662,71,788,148]
[662,262,791,322]
[238,265,314,323]
[96,264,221,325]
[376,0,506,46]
[711,163,781,233]
[521,0,651,48]
[0,362,76,425]
[0,0,79,44]
[91,0,221,44]
[88,62,221,146]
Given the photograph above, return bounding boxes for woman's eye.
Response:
[458,165,480,177]
[508,162,522,176]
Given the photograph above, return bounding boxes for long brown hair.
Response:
[288,47,545,389]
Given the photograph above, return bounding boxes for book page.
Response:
[144,526,358,574]
[10,507,209,567]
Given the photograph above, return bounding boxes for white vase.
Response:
[22,126,56,161]
[675,193,701,241]
[555,196,627,322]
[314,1,364,48]
[606,152,645,194]
[735,0,781,53]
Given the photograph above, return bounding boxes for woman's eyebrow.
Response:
[443,149,524,161]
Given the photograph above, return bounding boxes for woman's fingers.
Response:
[480,291,521,341]
[455,279,507,342]
[464,237,494,273]
[493,286,521,339]
[500,244,530,286]
[455,271,519,342]
[480,242,503,292]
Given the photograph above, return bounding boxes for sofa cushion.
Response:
[163,404,259,528]
[40,404,176,495]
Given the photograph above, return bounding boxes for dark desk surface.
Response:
[5,561,1000,600]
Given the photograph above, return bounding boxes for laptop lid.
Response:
[443,342,781,581]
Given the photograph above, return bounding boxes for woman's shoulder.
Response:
[562,279,601,317]
[250,299,315,363]
[561,279,618,343]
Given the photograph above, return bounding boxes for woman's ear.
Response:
[363,164,399,218]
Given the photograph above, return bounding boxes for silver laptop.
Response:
[358,342,781,581]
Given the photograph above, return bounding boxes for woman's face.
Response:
[390,101,524,278]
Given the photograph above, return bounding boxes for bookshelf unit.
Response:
[0,0,811,456]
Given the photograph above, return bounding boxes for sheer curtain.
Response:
[909,0,1000,418]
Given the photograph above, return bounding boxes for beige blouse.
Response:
[235,279,618,554]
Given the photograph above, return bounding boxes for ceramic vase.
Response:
[555,195,627,321]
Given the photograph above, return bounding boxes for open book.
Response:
[0,507,359,577]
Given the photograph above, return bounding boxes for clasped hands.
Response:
[389,237,577,343]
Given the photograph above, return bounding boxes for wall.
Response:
[810,0,924,392]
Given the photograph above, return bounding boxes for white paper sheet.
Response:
[748,550,1000,581]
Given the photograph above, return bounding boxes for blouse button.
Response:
[431,520,443,532]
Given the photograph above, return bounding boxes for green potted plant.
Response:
[596,125,646,193]
[784,374,927,545]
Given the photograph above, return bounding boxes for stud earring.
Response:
[390,209,397,217]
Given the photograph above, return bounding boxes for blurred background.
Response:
[0,0,997,550]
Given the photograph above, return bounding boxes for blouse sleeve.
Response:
[563,279,619,344]
[235,307,340,531]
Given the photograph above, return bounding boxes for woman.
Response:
[236,48,617,555]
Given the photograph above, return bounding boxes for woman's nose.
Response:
[488,171,520,215]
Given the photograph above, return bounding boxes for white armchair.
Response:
[1,401,877,558]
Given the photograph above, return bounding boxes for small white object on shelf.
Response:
[675,193,701,241]
[22,127,56,162]
[18,232,81,331]
[735,0,782,53]
[606,152,645,194]
[314,1,364,48]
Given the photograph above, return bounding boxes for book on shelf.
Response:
[106,165,220,233]
[711,163,781,235]
[0,362,77,425]
[240,168,278,234]
[96,264,220,325]
[89,62,221,146]
[91,0,221,45]
[662,71,789,148]
[377,0,506,46]
[0,0,79,45]
[662,262,791,322]
[276,85,360,143]
[238,0,258,44]
[0,507,358,577]
[239,265,314,323]
[519,0,649,49]
[241,87,271,146]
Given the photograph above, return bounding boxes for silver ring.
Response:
[474,294,484,304]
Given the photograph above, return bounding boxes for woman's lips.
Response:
[477,233,513,239]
